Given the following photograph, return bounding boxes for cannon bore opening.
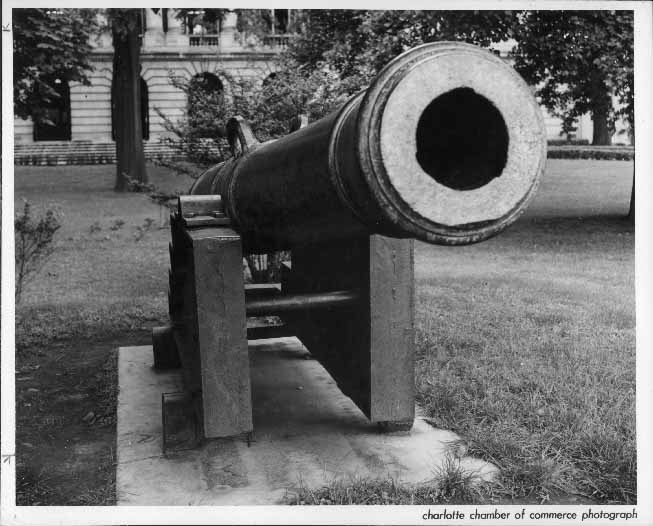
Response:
[416,87,509,191]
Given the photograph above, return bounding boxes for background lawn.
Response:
[13,159,634,505]
[414,161,634,503]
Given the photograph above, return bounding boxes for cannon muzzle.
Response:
[190,42,546,252]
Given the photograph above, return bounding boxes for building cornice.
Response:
[90,50,279,62]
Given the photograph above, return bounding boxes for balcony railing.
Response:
[187,33,297,50]
[262,34,297,50]
[189,34,220,47]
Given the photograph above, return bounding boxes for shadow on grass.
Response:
[15,323,153,505]
[496,214,634,252]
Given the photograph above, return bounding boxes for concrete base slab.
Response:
[117,338,497,505]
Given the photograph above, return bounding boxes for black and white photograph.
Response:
[1,2,651,524]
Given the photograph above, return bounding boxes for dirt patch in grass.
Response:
[15,330,150,505]
[14,164,192,505]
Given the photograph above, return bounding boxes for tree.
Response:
[628,167,634,224]
[512,11,634,145]
[287,10,519,91]
[285,10,368,70]
[13,8,98,124]
[109,9,147,191]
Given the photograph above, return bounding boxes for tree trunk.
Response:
[112,10,147,192]
[628,165,634,224]
[591,104,612,146]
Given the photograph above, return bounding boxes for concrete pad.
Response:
[117,339,497,505]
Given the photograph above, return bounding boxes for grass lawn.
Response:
[13,159,634,505]
[14,164,194,505]
[413,162,635,504]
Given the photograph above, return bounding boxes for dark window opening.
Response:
[182,9,221,35]
[33,79,71,142]
[273,10,289,33]
[189,72,223,92]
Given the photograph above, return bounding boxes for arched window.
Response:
[188,72,224,136]
[189,72,223,99]
[33,78,71,141]
[111,76,149,141]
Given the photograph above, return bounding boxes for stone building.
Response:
[13,9,629,165]
[14,9,289,164]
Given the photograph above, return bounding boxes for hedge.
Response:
[547,139,590,146]
[547,147,634,161]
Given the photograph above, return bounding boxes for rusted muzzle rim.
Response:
[357,42,547,245]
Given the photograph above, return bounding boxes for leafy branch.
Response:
[15,201,61,303]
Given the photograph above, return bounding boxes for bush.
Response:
[547,147,634,161]
[15,201,61,302]
[155,61,357,175]
[547,139,590,146]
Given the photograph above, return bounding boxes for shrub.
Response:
[547,148,634,161]
[155,61,356,175]
[15,201,61,303]
[547,139,590,146]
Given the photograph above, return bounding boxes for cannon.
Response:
[153,42,546,442]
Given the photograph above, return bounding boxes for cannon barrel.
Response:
[190,42,546,252]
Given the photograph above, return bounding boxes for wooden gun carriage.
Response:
[152,42,546,440]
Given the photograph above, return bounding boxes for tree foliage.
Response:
[13,8,98,123]
[157,64,349,173]
[186,73,226,139]
[235,9,272,38]
[248,64,352,137]
[287,10,519,90]
[159,9,635,162]
[512,11,633,144]
[174,8,226,33]
[155,72,232,172]
[286,10,634,145]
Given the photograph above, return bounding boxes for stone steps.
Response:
[14,141,183,166]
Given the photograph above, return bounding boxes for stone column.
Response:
[165,9,186,47]
[143,8,164,48]
[219,10,241,51]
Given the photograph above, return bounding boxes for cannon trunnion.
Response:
[154,42,546,441]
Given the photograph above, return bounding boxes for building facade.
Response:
[13,9,630,165]
[14,9,284,154]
